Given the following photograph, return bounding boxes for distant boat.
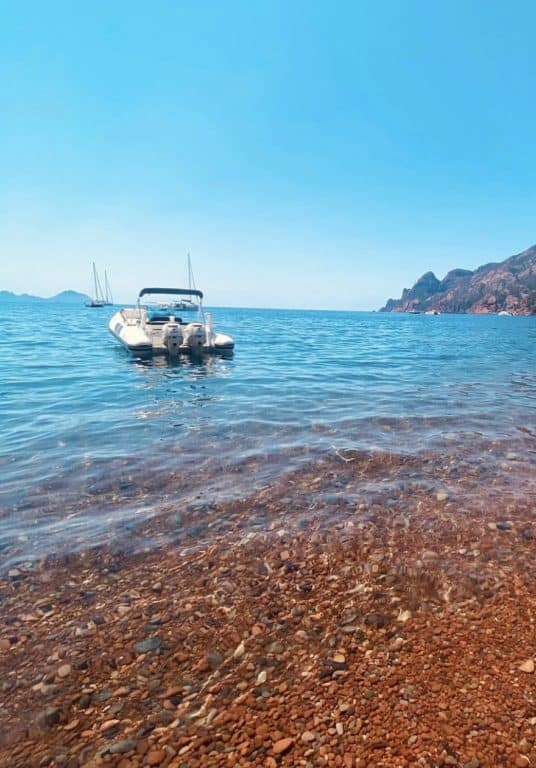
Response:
[103,270,113,306]
[85,263,105,308]
[425,309,441,315]
[498,310,513,316]
[158,254,198,312]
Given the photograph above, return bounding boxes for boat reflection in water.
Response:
[131,347,233,371]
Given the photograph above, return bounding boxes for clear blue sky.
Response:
[1,1,535,309]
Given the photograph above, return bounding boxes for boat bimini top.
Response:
[138,288,204,301]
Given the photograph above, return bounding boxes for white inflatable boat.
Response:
[108,288,234,356]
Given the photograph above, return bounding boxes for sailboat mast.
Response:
[94,264,104,303]
[104,270,113,304]
[92,262,98,300]
[187,253,196,292]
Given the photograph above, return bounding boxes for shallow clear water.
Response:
[0,302,534,565]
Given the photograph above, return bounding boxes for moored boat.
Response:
[103,270,113,306]
[85,263,105,307]
[108,288,234,355]
[157,255,199,313]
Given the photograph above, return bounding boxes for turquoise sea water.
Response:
[0,302,534,567]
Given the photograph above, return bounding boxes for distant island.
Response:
[380,244,536,315]
[0,290,91,305]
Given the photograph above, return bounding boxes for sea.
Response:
[1,302,535,570]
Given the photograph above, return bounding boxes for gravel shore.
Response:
[1,449,535,768]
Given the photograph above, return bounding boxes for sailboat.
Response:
[85,263,105,308]
[156,254,199,313]
[103,270,113,306]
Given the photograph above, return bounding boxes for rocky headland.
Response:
[380,245,536,314]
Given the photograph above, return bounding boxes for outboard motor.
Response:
[162,321,183,354]
[205,313,215,348]
[183,322,206,351]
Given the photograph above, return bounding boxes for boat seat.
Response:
[146,312,183,324]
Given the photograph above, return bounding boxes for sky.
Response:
[1,1,535,309]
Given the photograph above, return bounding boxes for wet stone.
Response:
[100,718,120,733]
[57,663,71,678]
[107,740,137,755]
[207,649,223,668]
[134,637,162,654]
[328,653,348,671]
[146,750,166,766]
[93,690,112,702]
[157,709,174,725]
[8,569,25,581]
[273,737,294,755]
[233,641,246,658]
[267,641,284,654]
[341,608,358,625]
[36,707,61,731]
[364,612,386,628]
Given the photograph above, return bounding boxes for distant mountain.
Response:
[51,290,92,304]
[380,245,536,315]
[0,290,91,304]
[0,290,42,302]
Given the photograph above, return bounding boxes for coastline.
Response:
[1,449,535,767]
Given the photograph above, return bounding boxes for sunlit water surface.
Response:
[1,303,534,566]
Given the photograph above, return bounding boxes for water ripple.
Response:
[0,303,534,563]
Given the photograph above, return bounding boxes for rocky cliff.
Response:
[380,245,536,314]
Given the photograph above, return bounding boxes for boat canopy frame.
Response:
[138,287,203,300]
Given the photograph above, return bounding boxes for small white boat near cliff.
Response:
[109,288,234,356]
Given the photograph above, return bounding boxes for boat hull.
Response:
[108,311,234,356]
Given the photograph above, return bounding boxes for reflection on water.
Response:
[0,303,534,567]
[131,348,234,370]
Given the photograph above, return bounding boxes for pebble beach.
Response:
[2,445,535,768]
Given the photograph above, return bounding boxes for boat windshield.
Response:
[145,307,181,322]
[138,289,203,321]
